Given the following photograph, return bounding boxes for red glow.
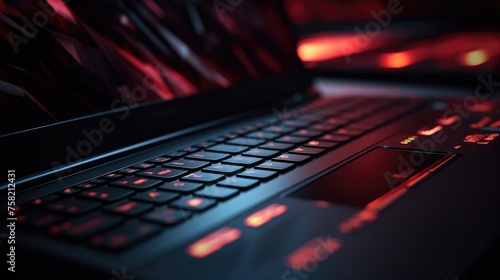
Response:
[47,0,77,23]
[418,125,443,136]
[33,198,43,205]
[244,204,288,228]
[158,169,172,175]
[133,178,148,185]
[437,115,460,126]
[116,202,137,212]
[379,52,413,68]
[187,227,241,258]
[187,198,204,207]
[148,192,161,198]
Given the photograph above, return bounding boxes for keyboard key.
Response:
[246,131,281,140]
[227,137,266,147]
[181,146,200,153]
[143,207,192,226]
[207,144,248,154]
[99,172,124,181]
[146,157,171,164]
[203,164,245,175]
[46,198,100,216]
[264,125,295,134]
[163,159,210,170]
[325,118,350,126]
[275,135,309,144]
[18,211,65,229]
[311,123,337,131]
[273,154,311,163]
[292,129,324,138]
[237,169,277,180]
[118,168,140,175]
[319,134,352,143]
[28,194,61,207]
[282,120,310,128]
[137,167,187,180]
[132,190,180,204]
[289,147,325,156]
[104,201,154,216]
[110,176,162,190]
[195,186,239,200]
[305,140,339,149]
[255,161,295,172]
[195,141,216,148]
[222,156,263,166]
[88,178,107,185]
[242,149,280,158]
[49,213,123,240]
[78,186,134,203]
[164,151,187,158]
[59,187,81,196]
[90,221,161,251]
[171,196,217,212]
[159,181,204,193]
[75,182,97,189]
[333,128,365,137]
[132,162,154,169]
[182,172,225,184]
[217,177,259,189]
[185,151,231,162]
[259,142,294,151]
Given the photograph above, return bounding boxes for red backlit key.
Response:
[222,156,263,167]
[163,159,210,170]
[195,186,238,200]
[319,134,352,143]
[194,141,216,148]
[131,190,179,204]
[292,129,324,138]
[217,177,259,189]
[110,176,162,190]
[259,142,294,151]
[289,147,325,156]
[275,135,309,144]
[206,144,248,154]
[305,140,338,149]
[118,167,140,175]
[158,181,203,193]
[90,221,161,251]
[170,196,217,212]
[226,137,266,147]
[137,167,187,180]
[165,151,187,158]
[99,172,123,181]
[203,164,244,175]
[273,154,311,164]
[311,123,337,132]
[75,182,96,189]
[185,151,231,162]
[78,186,134,203]
[45,198,100,216]
[59,187,81,196]
[29,194,60,207]
[143,207,191,226]
[187,227,241,258]
[325,118,350,126]
[255,161,295,172]
[282,120,310,128]
[131,162,154,169]
[49,213,123,240]
[146,157,171,164]
[237,169,277,181]
[182,172,224,184]
[104,201,153,216]
[242,148,280,158]
[333,128,364,137]
[18,211,65,229]
[263,126,294,134]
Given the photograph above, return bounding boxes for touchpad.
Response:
[290,148,452,207]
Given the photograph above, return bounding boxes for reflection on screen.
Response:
[0,0,301,134]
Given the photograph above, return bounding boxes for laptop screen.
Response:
[0,0,302,135]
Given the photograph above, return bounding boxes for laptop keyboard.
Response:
[18,97,422,251]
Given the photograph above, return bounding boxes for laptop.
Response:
[1,1,499,279]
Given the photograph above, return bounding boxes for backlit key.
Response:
[146,157,171,164]
[226,137,265,147]
[207,144,248,154]
[78,186,133,203]
[289,147,325,156]
[110,176,162,190]
[45,198,100,216]
[171,196,217,212]
[222,156,263,167]
[131,162,154,169]
[182,172,224,184]
[242,149,280,158]
[99,173,123,181]
[163,159,210,170]
[292,129,323,138]
[137,167,187,180]
[195,186,239,200]
[132,190,180,204]
[237,169,277,181]
[143,207,191,226]
[187,227,241,258]
[255,161,295,172]
[104,201,153,217]
[185,151,231,162]
[49,213,123,240]
[18,211,65,229]
[203,164,244,175]
[305,140,338,149]
[273,154,311,163]
[217,177,259,189]
[259,142,294,151]
[59,187,81,196]
[159,181,204,193]
[275,135,309,144]
[28,194,60,207]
